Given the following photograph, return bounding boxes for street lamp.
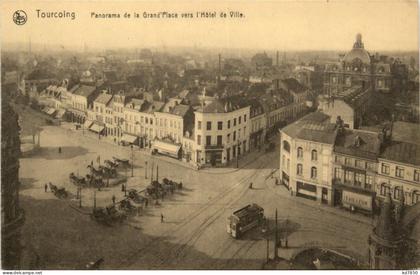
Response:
[145,161,148,179]
[131,145,134,177]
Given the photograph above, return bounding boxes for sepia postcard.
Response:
[1,0,419,272]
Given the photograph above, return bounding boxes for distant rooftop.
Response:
[380,141,420,166]
[72,85,97,97]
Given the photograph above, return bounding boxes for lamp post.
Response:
[79,187,82,208]
[145,161,148,179]
[131,145,134,177]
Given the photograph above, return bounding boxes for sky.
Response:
[0,0,419,52]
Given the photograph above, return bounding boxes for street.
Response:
[19,124,373,269]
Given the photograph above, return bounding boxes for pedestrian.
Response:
[179,181,183,190]
[44,183,48,192]
[275,178,279,185]
[112,195,116,205]
[121,184,125,192]
[91,160,93,166]
[145,198,149,208]
[161,213,164,223]
[249,182,253,189]
[58,147,62,154]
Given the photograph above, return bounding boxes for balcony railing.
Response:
[205,144,224,150]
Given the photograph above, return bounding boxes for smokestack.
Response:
[218,53,221,84]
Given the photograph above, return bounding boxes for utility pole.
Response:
[131,145,134,177]
[151,163,154,184]
[79,188,82,208]
[145,161,148,179]
[156,165,159,182]
[274,208,278,259]
[93,190,96,210]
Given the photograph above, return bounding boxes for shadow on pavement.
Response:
[26,146,89,160]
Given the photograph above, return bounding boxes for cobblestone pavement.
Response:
[18,124,373,269]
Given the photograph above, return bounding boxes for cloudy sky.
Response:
[1,0,418,51]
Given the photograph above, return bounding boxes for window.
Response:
[170,120,173,128]
[234,118,237,126]
[345,158,352,166]
[414,170,420,182]
[334,167,343,180]
[297,147,303,158]
[413,191,420,204]
[380,184,390,196]
[344,170,353,183]
[311,167,317,179]
[311,150,317,161]
[228,120,231,129]
[217,135,222,146]
[395,166,404,178]
[381,164,390,175]
[206,136,211,146]
[335,155,341,163]
[145,117,149,124]
[366,162,375,171]
[366,175,373,190]
[233,131,236,141]
[239,116,241,124]
[297,164,303,176]
[283,141,290,153]
[244,114,247,122]
[354,173,364,187]
[198,121,202,130]
[218,121,223,130]
[207,121,212,130]
[227,134,231,143]
[394,187,403,200]
[355,160,364,168]
[150,118,153,125]
[197,135,201,145]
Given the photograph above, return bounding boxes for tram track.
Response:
[118,155,272,268]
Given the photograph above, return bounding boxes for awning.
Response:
[84,119,94,129]
[153,140,181,158]
[55,109,66,119]
[121,134,138,144]
[89,123,104,133]
[297,189,317,197]
[46,108,56,116]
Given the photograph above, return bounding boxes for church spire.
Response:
[353,33,364,49]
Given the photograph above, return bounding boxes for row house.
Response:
[279,112,420,212]
[153,102,194,160]
[194,96,251,167]
[68,85,99,124]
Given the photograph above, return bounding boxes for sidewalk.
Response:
[264,177,374,227]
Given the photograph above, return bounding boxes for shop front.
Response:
[334,184,374,214]
[152,140,181,159]
[296,181,317,200]
[120,134,139,146]
[205,149,223,167]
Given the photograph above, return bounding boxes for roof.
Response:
[343,48,371,64]
[334,129,381,160]
[197,95,250,113]
[282,112,337,144]
[391,121,420,146]
[280,78,307,93]
[72,85,97,97]
[171,104,191,117]
[94,93,113,105]
[380,141,420,166]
